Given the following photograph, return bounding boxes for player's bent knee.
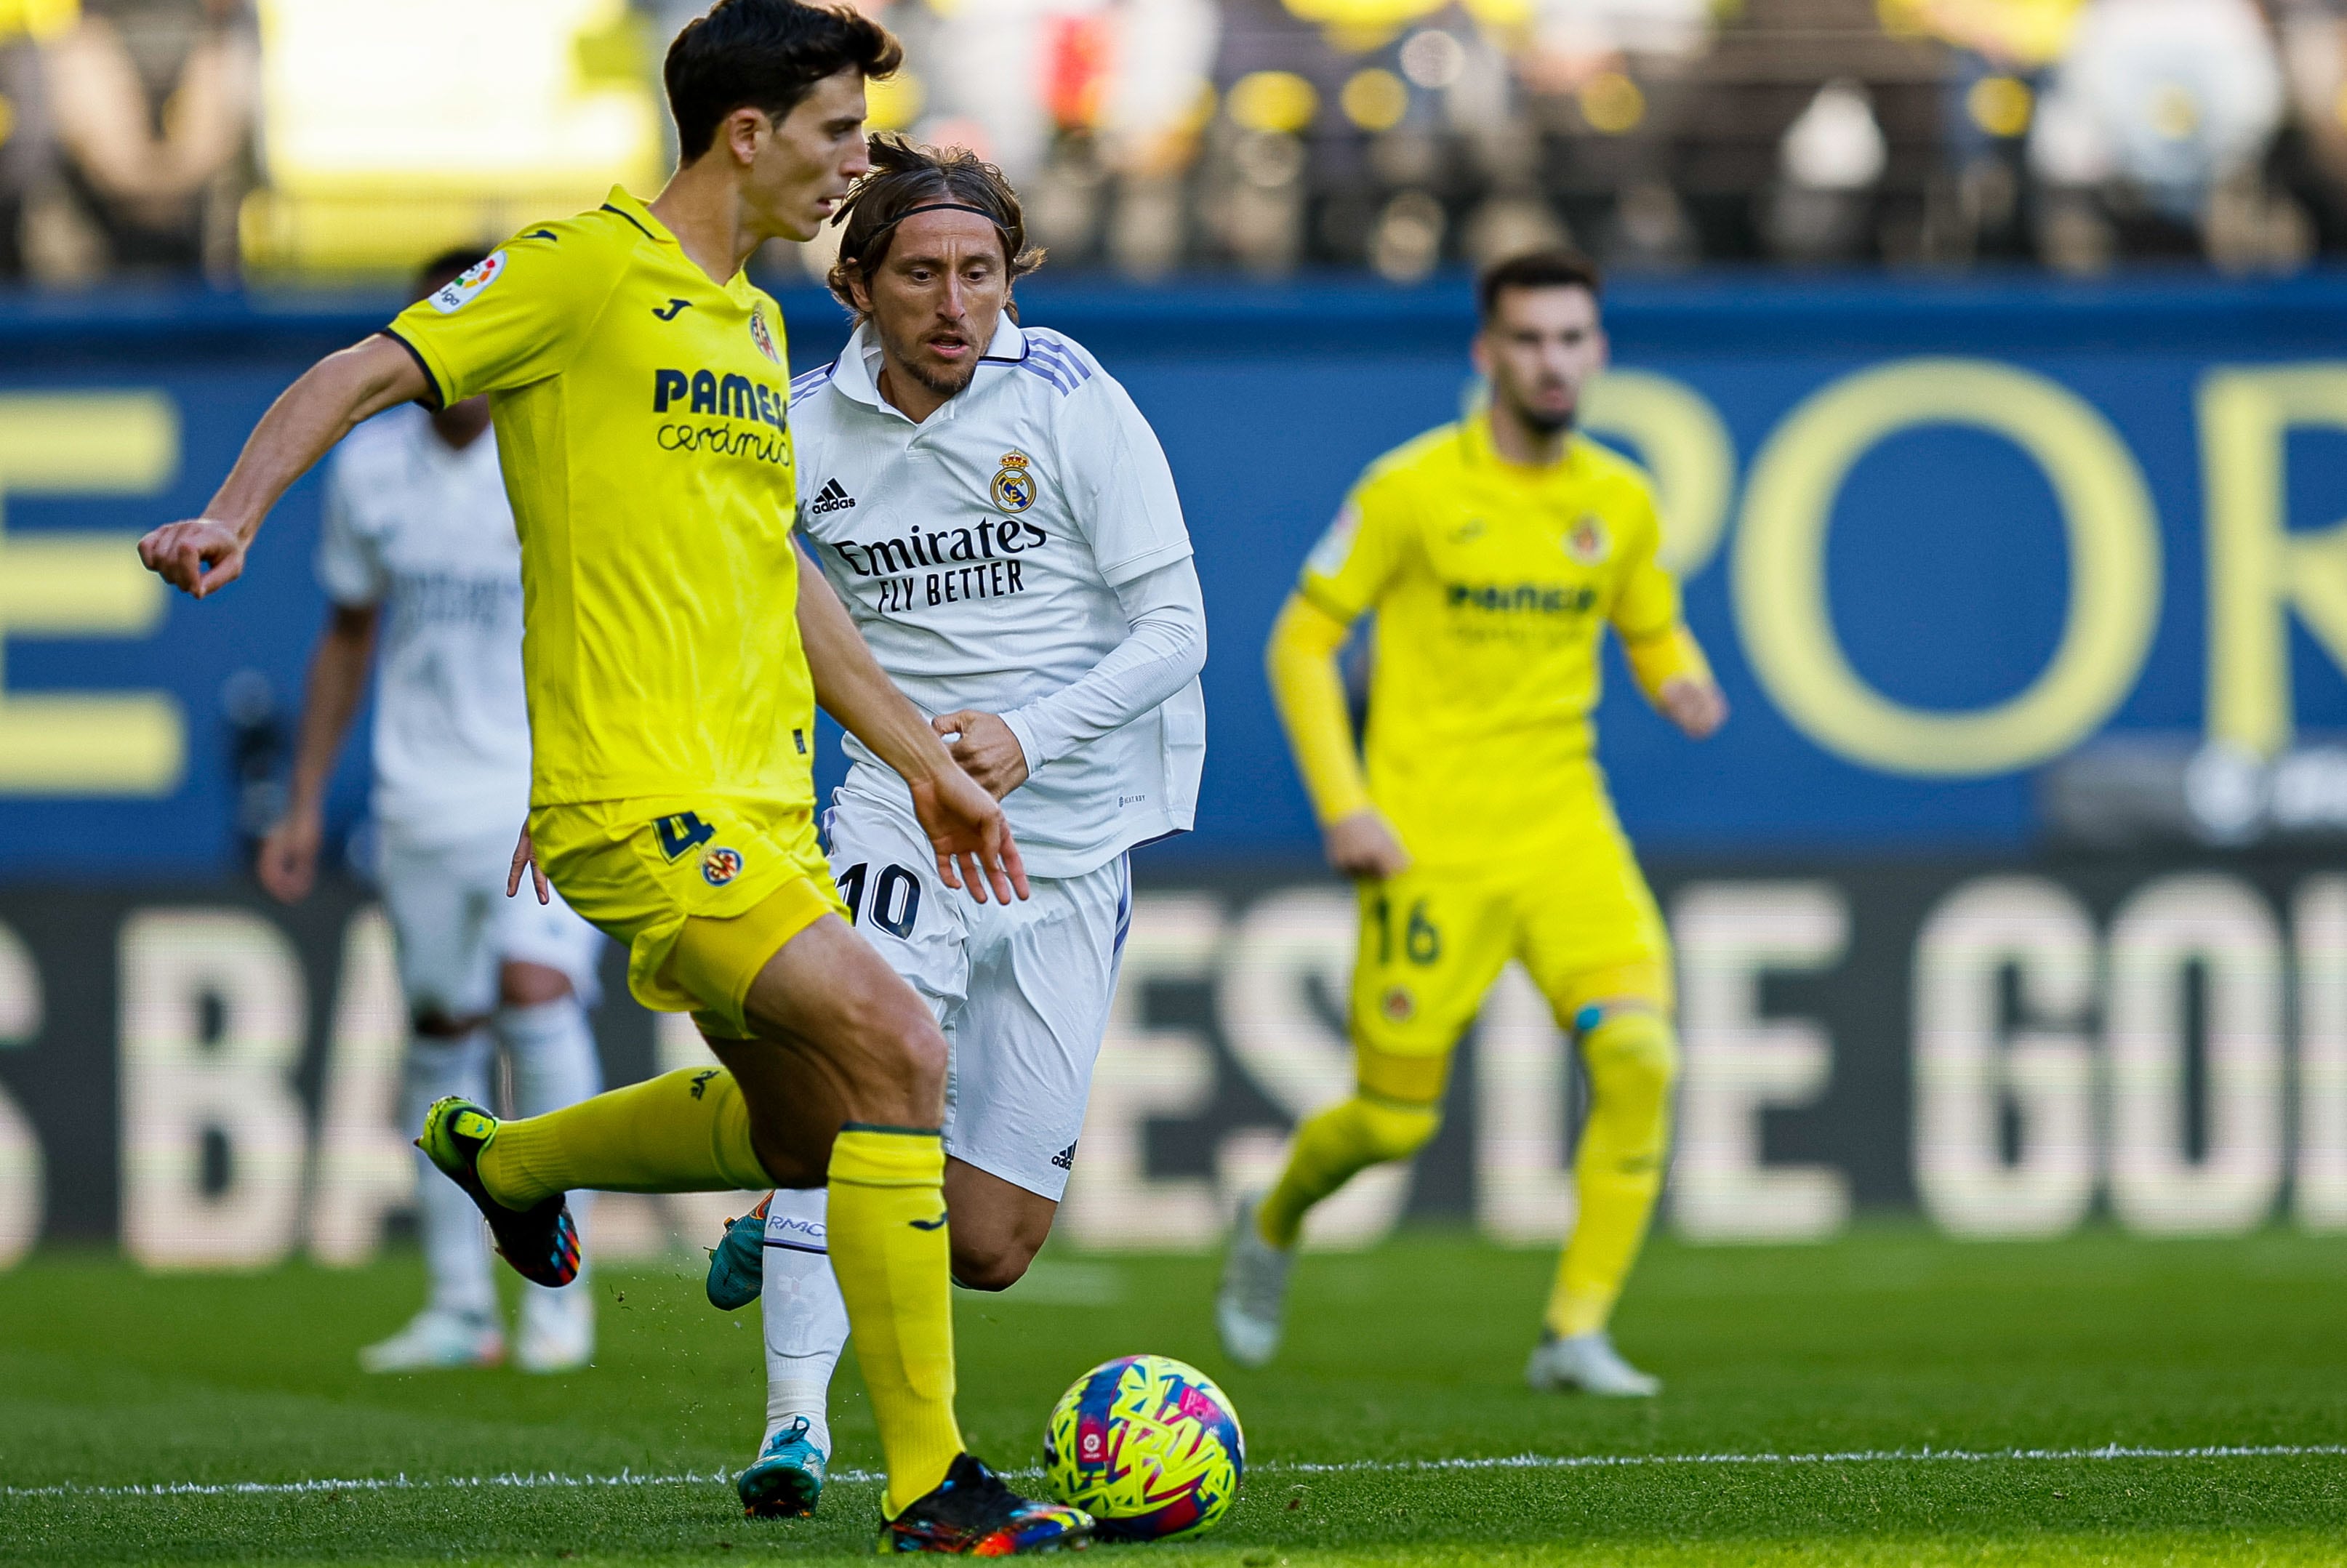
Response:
[827,984,949,1122]
[1578,1008,1678,1121]
[1355,1097,1443,1162]
[867,994,949,1091]
[950,1235,1040,1292]
[497,960,572,1008]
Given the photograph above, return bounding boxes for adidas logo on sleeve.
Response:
[808,478,856,515]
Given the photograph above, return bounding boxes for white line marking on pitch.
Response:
[9,1443,2344,1500]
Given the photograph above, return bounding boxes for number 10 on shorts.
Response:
[837,861,923,938]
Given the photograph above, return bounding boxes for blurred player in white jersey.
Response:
[258,250,608,1375]
[700,136,1206,1519]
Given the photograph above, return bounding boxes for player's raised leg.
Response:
[1221,872,1504,1367]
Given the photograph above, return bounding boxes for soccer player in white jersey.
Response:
[699,136,1207,1519]
[257,250,609,1375]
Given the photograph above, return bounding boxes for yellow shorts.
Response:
[530,796,848,1038]
[1350,811,1670,1106]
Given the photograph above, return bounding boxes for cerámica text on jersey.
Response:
[649,368,788,435]
[827,518,1049,578]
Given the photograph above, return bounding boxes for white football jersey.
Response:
[790,318,1205,877]
[316,406,532,848]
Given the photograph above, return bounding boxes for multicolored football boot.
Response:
[737,1415,826,1519]
[706,1196,771,1311]
[415,1095,581,1289]
[879,1452,1092,1554]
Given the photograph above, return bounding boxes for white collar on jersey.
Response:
[830,314,1030,422]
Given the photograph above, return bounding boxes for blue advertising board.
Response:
[6,273,2347,875]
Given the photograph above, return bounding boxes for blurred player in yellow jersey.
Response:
[1216,249,1726,1396]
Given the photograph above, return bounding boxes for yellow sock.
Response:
[1257,1095,1440,1250]
[1546,1010,1677,1338]
[829,1125,963,1516]
[477,1066,769,1207]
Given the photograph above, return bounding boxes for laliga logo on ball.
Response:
[1043,1354,1244,1541]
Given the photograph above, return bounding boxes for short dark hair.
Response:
[416,246,486,300]
[825,134,1045,320]
[1477,248,1603,321]
[665,0,903,163]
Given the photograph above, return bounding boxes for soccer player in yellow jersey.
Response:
[135,2,1086,1551]
[1216,249,1727,1397]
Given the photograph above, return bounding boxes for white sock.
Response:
[406,1029,496,1320]
[497,996,605,1332]
[760,1186,846,1456]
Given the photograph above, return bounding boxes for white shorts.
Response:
[377,826,605,1020]
[825,785,1130,1201]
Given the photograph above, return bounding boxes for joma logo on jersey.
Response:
[1446,582,1597,615]
[651,368,787,433]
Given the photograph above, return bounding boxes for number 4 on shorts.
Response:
[655,811,716,861]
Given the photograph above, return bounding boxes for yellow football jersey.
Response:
[385,187,810,813]
[1295,413,1706,865]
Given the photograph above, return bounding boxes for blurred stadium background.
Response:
[3,0,2347,1289]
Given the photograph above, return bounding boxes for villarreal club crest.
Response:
[1044,1354,1244,1540]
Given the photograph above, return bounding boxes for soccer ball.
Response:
[1042,1354,1245,1540]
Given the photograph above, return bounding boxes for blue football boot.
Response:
[737,1415,827,1519]
[705,1197,769,1311]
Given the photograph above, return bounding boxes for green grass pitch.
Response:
[3,1223,2343,1565]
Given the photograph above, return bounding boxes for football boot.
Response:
[1214,1194,1293,1370]
[879,1453,1091,1554]
[737,1415,827,1519]
[706,1197,771,1311]
[358,1308,503,1373]
[1525,1330,1662,1397]
[415,1096,581,1289]
[516,1284,595,1373]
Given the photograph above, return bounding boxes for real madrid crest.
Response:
[1565,514,1609,565]
[991,451,1038,513]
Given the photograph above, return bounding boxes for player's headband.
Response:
[896,201,1006,225]
[838,198,1010,236]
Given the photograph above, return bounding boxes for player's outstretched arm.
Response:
[794,544,1030,904]
[1266,591,1411,879]
[137,336,429,599]
[257,603,379,904]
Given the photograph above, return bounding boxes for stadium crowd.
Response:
[1,0,2343,280]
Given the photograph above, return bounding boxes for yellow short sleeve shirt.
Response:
[385,188,811,814]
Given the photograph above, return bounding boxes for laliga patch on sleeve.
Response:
[428,250,507,314]
[1305,502,1362,578]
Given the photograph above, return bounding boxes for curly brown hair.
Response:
[825,134,1046,321]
